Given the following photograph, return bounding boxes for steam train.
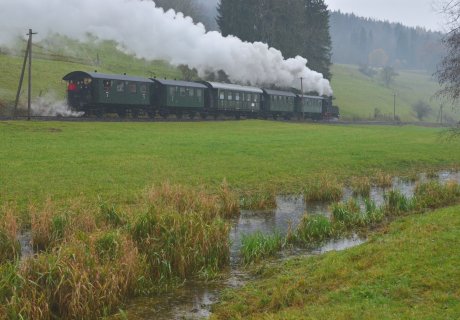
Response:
[63,71,339,120]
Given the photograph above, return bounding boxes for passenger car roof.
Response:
[202,81,263,94]
[63,71,152,83]
[263,89,296,97]
[151,78,207,89]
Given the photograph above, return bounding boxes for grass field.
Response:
[1,120,460,206]
[211,205,460,320]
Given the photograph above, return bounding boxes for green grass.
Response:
[1,121,460,206]
[331,64,458,122]
[211,205,460,319]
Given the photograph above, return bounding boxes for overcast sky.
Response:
[326,0,445,31]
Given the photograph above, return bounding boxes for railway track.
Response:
[0,115,453,128]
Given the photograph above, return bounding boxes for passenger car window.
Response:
[128,83,137,93]
[116,81,124,92]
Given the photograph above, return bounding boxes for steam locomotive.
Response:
[63,71,339,120]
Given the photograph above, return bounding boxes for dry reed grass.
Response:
[304,175,343,202]
[350,176,371,197]
[0,205,20,263]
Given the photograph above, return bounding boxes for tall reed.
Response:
[0,206,20,263]
[131,207,230,281]
[293,214,334,244]
[415,180,460,209]
[350,176,371,197]
[144,181,240,220]
[304,175,343,202]
[2,233,144,320]
[384,190,415,215]
[240,231,284,265]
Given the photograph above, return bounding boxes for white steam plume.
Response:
[30,92,84,117]
[0,0,332,95]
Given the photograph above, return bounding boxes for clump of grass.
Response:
[2,234,144,320]
[219,179,240,218]
[293,214,334,244]
[145,181,240,219]
[426,169,439,179]
[373,171,393,188]
[415,181,460,209]
[331,199,361,228]
[304,175,343,202]
[332,198,382,229]
[350,176,372,197]
[240,231,283,265]
[30,199,69,251]
[0,206,20,263]
[240,192,277,210]
[95,230,122,262]
[131,207,230,280]
[98,200,125,228]
[384,190,415,215]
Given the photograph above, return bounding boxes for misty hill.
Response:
[327,11,443,72]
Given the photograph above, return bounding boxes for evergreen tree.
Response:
[217,0,332,81]
[301,0,332,79]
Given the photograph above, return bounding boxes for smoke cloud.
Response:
[30,93,84,117]
[0,0,332,95]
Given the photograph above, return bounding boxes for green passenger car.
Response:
[262,89,296,119]
[202,82,263,116]
[151,79,207,117]
[63,71,152,117]
[296,95,324,119]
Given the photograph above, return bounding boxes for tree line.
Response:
[330,11,444,72]
[217,0,332,80]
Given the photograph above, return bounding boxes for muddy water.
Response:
[19,171,460,319]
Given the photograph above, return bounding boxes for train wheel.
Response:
[200,113,207,119]
[273,114,278,120]
[95,109,104,118]
[117,110,127,118]
[189,112,196,119]
[132,109,140,119]
[235,113,241,120]
[147,111,156,119]
[176,112,183,119]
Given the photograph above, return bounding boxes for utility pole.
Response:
[14,38,30,116]
[27,29,37,121]
[300,77,304,107]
